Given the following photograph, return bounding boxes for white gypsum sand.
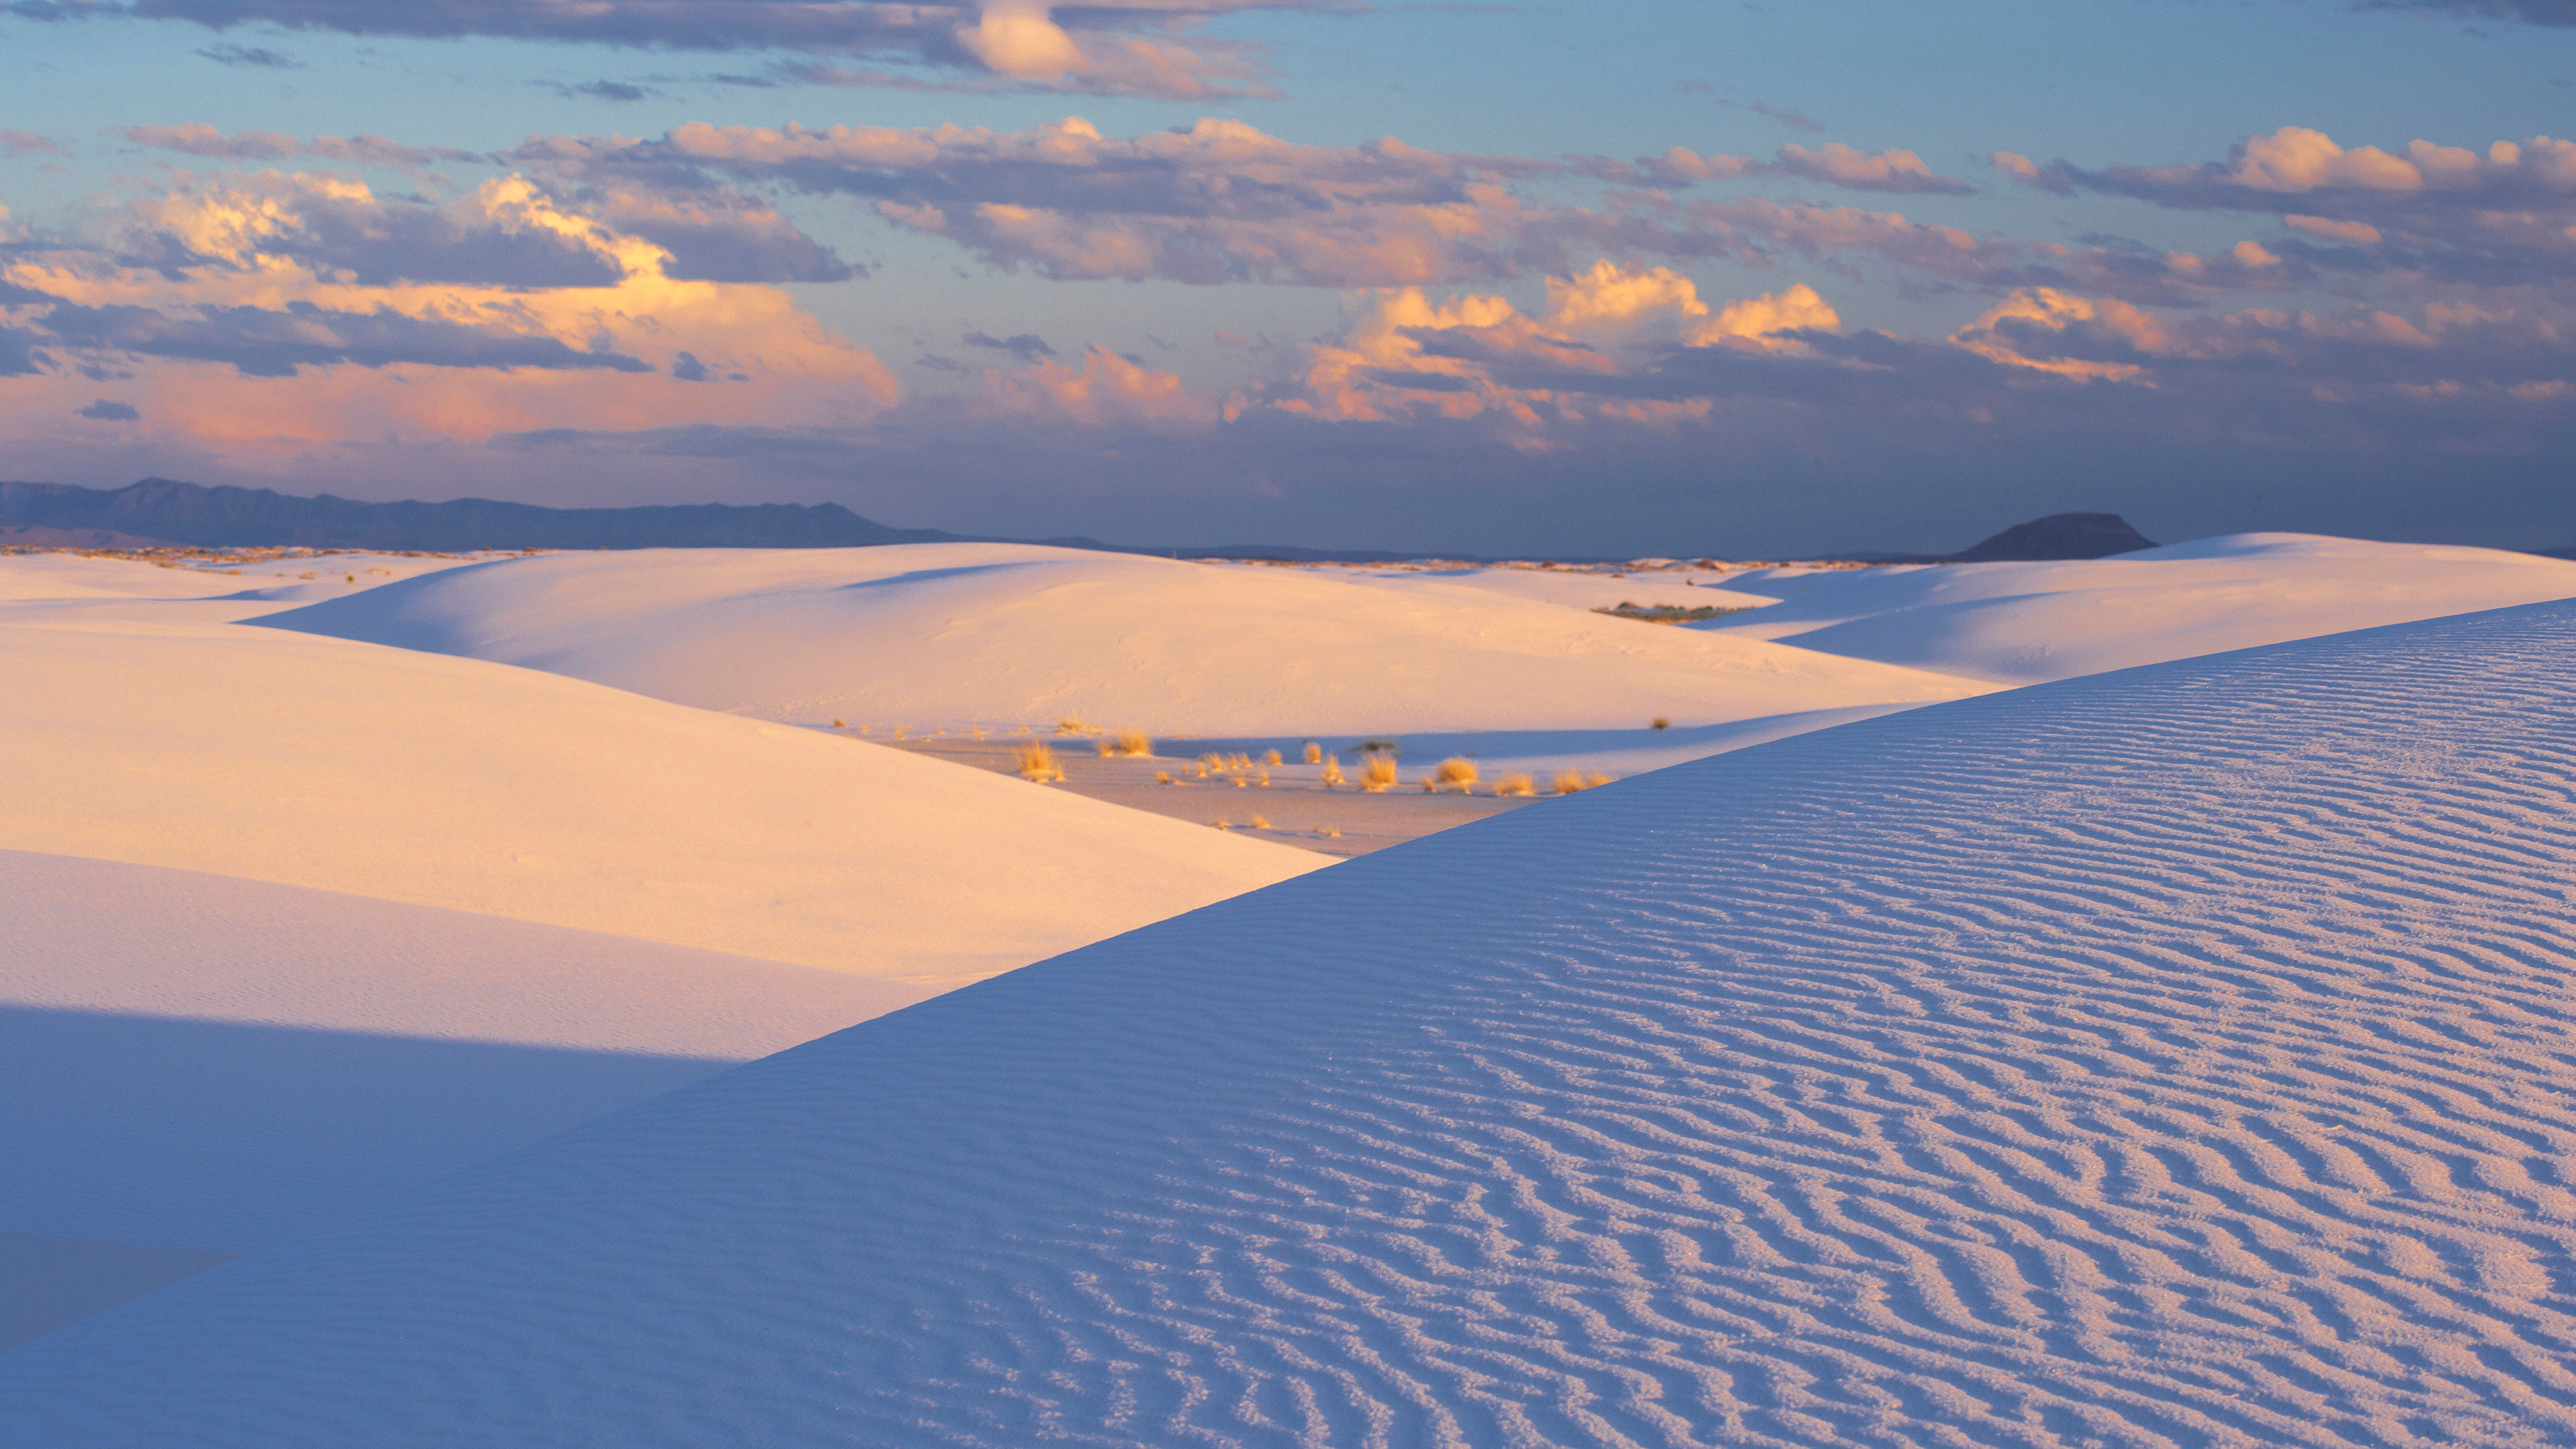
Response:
[254,542,1994,735]
[11,599,2575,1446]
[1694,531,2576,683]
[0,609,1324,988]
[0,849,929,1347]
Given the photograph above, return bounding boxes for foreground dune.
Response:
[0,850,925,1346]
[258,543,1994,733]
[0,612,1324,986]
[12,600,2573,1445]
[1698,533,2576,682]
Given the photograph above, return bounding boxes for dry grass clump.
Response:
[1432,758,1480,793]
[1110,731,1152,757]
[1359,755,1399,792]
[1257,769,1272,788]
[1651,716,1670,731]
[1320,756,1345,788]
[1322,826,1342,839]
[1303,742,1324,764]
[1263,749,1283,767]
[894,725,910,741]
[1494,773,1536,798]
[1155,770,1173,784]
[1055,716,1088,736]
[832,717,846,729]
[1016,742,1066,782]
[971,727,987,741]
[1250,815,1271,830]
[1554,770,1615,794]
[1211,819,1232,830]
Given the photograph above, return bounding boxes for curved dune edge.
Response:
[8,600,2575,1445]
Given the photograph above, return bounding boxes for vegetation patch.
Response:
[1593,602,1758,625]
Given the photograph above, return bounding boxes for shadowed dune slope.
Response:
[256,543,1992,733]
[1697,533,2576,684]
[9,601,2576,1447]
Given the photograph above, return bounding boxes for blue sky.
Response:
[3,0,2571,553]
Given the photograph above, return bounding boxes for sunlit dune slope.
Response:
[258,543,1994,732]
[16,600,2576,1446]
[1696,532,2576,682]
[0,615,1323,987]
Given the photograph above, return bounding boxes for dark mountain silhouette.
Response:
[1892,511,2157,564]
[0,478,961,552]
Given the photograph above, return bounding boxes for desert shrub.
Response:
[1250,815,1271,830]
[1258,770,1272,788]
[1320,757,1346,788]
[971,727,987,741]
[1554,770,1615,794]
[1016,743,1065,782]
[1651,717,1670,731]
[1432,758,1480,793]
[1592,602,1758,625]
[832,718,845,729]
[1211,819,1232,830]
[1494,773,1536,798]
[1263,749,1283,767]
[1096,738,1116,757]
[1055,716,1087,736]
[1112,731,1152,757]
[1155,770,1173,784]
[894,726,910,741]
[1360,755,1399,792]
[1303,742,1324,764]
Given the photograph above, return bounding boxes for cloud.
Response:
[0,164,899,455]
[95,0,1333,99]
[1772,142,1975,195]
[0,131,60,157]
[119,123,478,169]
[2359,0,2576,21]
[981,343,1214,428]
[195,42,299,67]
[549,79,653,102]
[1285,260,1841,425]
[77,398,140,419]
[963,329,1054,360]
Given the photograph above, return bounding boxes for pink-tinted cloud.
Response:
[0,169,899,461]
[1,130,62,157]
[98,0,1332,99]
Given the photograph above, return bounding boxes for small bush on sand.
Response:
[1055,716,1087,736]
[1360,755,1399,792]
[1211,819,1232,830]
[1263,749,1283,767]
[1258,770,1272,788]
[1303,742,1324,764]
[1111,731,1152,757]
[972,727,987,741]
[1651,716,1670,731]
[1554,770,1615,794]
[1432,758,1480,793]
[832,717,846,729]
[1155,770,1173,784]
[1095,738,1116,757]
[1320,756,1346,788]
[1250,815,1271,830]
[1494,773,1536,798]
[1016,743,1066,782]
[894,726,909,741]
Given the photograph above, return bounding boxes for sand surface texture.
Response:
[258,542,1994,735]
[11,600,2573,1446]
[0,604,1323,987]
[1698,533,2576,684]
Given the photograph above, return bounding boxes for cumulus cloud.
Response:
[91,0,1326,99]
[1285,260,1841,426]
[77,398,140,419]
[1994,126,2576,290]
[0,131,59,157]
[0,164,899,456]
[981,343,1214,428]
[1605,142,1974,195]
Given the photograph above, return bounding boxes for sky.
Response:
[1,0,2572,555]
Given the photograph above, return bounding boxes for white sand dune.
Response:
[258,543,1994,735]
[1697,533,2576,683]
[0,610,1324,987]
[1313,561,1778,613]
[0,849,924,1347]
[13,599,2574,1446]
